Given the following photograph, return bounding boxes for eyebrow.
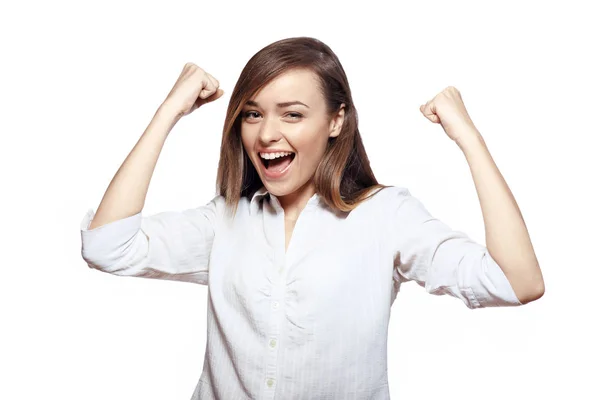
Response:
[244,100,310,109]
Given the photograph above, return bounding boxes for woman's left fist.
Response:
[420,86,478,142]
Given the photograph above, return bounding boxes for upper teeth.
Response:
[260,151,293,160]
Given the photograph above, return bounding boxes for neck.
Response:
[275,180,316,220]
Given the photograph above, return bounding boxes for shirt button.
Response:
[269,339,277,348]
[271,301,279,310]
[266,378,275,388]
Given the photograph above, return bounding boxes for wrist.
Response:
[147,105,182,138]
[454,124,483,147]
[455,131,487,159]
[157,102,184,123]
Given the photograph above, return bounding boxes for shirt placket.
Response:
[261,196,287,399]
[261,194,316,399]
[264,275,284,398]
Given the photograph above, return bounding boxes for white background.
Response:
[1,0,598,399]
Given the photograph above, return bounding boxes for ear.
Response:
[328,103,346,138]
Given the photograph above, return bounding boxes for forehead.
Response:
[249,68,322,105]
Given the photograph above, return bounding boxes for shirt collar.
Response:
[250,185,270,205]
[250,185,321,215]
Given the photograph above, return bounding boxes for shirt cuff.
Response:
[467,253,523,308]
[80,208,142,232]
[80,208,144,261]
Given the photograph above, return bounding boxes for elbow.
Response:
[80,227,148,276]
[81,252,117,275]
[530,280,546,302]
[515,277,545,305]
[503,261,545,305]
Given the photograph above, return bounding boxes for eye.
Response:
[286,112,303,120]
[243,111,261,120]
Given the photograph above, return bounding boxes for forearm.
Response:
[88,105,180,230]
[456,128,544,304]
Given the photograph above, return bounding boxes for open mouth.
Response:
[260,152,296,172]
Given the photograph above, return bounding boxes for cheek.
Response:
[293,125,329,157]
[240,128,255,152]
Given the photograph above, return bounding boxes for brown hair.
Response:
[216,36,390,218]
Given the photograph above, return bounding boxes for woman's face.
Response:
[241,68,344,199]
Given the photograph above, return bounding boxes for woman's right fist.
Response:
[161,63,224,118]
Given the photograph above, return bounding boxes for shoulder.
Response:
[370,185,413,206]
[201,194,226,212]
[348,185,412,221]
[204,193,256,227]
[190,194,227,227]
[368,185,428,222]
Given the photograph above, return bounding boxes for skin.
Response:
[420,86,545,303]
[240,68,344,250]
[240,74,544,303]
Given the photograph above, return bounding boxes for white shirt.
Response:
[80,185,521,399]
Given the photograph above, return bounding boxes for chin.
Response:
[262,181,295,196]
[265,176,315,199]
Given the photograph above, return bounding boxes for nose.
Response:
[258,116,283,144]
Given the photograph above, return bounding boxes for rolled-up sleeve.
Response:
[388,186,521,309]
[80,195,222,285]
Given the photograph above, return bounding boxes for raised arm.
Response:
[88,63,224,229]
[81,63,225,285]
[418,86,544,304]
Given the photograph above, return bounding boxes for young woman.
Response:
[80,37,544,400]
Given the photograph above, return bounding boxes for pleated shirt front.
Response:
[79,185,521,399]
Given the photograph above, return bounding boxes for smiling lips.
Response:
[259,151,296,179]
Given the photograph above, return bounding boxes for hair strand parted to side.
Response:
[216,36,390,218]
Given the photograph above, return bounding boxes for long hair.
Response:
[216,36,390,218]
